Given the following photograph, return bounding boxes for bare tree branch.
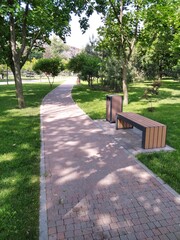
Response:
[20,3,29,56]
[21,30,41,67]
[108,0,121,25]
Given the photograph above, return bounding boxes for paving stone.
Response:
[49,234,56,240]
[174,231,180,239]
[57,232,65,239]
[166,232,179,240]
[126,233,137,240]
[109,229,120,238]
[159,235,169,240]
[120,235,129,240]
[145,229,155,238]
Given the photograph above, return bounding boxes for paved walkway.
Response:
[40,78,180,240]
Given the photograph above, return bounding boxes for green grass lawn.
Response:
[0,74,72,82]
[72,79,180,193]
[0,82,61,240]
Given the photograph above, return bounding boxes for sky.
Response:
[66,12,103,49]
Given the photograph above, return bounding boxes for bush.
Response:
[33,58,64,86]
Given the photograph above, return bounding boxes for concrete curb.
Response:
[39,102,48,240]
[133,156,180,199]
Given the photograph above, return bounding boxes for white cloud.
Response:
[66,12,103,49]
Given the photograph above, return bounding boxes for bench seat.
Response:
[116,112,166,149]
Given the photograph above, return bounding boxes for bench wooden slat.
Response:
[145,127,150,149]
[148,127,153,148]
[157,126,162,148]
[153,127,158,148]
[161,126,167,147]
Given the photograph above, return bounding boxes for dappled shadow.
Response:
[0,113,40,239]
[160,79,180,91]
[128,88,180,106]
[0,82,62,240]
[72,85,109,103]
[41,83,180,239]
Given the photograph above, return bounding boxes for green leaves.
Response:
[136,0,180,79]
[0,0,96,106]
[68,52,101,83]
[33,58,63,77]
[0,0,96,66]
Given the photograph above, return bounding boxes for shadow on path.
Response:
[40,78,180,240]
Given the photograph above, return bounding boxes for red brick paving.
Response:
[41,79,180,239]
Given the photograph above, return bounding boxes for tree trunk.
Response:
[159,61,163,80]
[90,76,93,87]
[88,77,90,86]
[12,61,25,108]
[122,62,128,105]
[6,65,9,85]
[9,12,25,108]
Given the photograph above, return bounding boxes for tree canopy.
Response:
[68,52,101,86]
[136,0,180,79]
[0,0,93,108]
[94,0,180,104]
[94,0,147,104]
[33,58,64,86]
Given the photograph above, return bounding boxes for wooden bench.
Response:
[116,112,166,149]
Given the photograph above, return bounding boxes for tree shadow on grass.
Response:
[0,115,40,240]
[0,83,60,240]
[136,101,180,193]
[72,85,107,103]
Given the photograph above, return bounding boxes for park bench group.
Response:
[106,95,166,149]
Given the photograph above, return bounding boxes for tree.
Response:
[99,56,123,91]
[43,35,69,59]
[95,0,145,105]
[68,52,100,86]
[33,58,64,87]
[134,0,180,80]
[85,35,98,56]
[143,80,161,111]
[22,58,37,77]
[0,0,93,108]
[95,0,180,102]
[28,49,43,61]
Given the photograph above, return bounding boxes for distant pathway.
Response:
[40,78,180,240]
